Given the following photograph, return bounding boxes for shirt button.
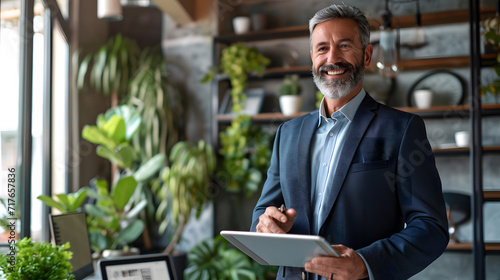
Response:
[322,163,327,167]
[329,132,334,137]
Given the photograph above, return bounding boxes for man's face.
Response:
[310,18,373,99]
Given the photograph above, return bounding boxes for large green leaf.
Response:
[36,195,67,212]
[125,199,147,219]
[105,105,142,141]
[100,115,126,146]
[114,219,144,246]
[112,176,138,211]
[134,153,165,182]
[69,187,90,211]
[82,125,116,149]
[85,204,109,219]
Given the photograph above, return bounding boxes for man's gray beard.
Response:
[313,63,365,99]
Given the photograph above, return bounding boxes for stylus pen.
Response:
[279,204,286,213]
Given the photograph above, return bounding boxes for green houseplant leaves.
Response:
[0,238,75,280]
[76,34,140,97]
[155,140,216,254]
[85,177,147,252]
[184,235,277,280]
[37,186,89,213]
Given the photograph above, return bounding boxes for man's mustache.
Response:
[318,62,354,72]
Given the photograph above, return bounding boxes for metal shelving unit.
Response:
[211,3,499,278]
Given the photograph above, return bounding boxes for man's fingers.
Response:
[256,206,296,233]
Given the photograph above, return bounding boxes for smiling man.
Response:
[250,4,449,280]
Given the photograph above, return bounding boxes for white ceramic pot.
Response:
[279,95,303,116]
[413,89,433,109]
[233,16,251,34]
[455,131,470,147]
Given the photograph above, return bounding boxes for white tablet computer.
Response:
[220,230,339,268]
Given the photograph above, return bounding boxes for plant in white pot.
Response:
[279,74,303,116]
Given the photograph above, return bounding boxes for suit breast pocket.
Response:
[350,160,388,173]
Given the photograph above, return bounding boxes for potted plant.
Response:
[77,36,185,253]
[0,237,75,280]
[278,74,303,116]
[80,105,163,256]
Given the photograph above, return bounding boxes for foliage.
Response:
[128,47,182,162]
[85,177,147,253]
[481,16,500,96]
[202,43,270,113]
[184,235,277,280]
[37,187,89,213]
[202,43,272,196]
[218,114,272,196]
[76,34,140,98]
[82,105,142,169]
[0,237,75,280]
[154,140,216,253]
[279,74,302,96]
[80,105,163,253]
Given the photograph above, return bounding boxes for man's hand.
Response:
[255,206,297,233]
[304,245,368,280]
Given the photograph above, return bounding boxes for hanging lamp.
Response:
[374,0,398,77]
[98,0,123,21]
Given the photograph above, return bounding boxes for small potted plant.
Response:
[0,237,75,280]
[279,74,303,116]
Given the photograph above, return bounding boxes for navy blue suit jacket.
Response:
[250,93,449,279]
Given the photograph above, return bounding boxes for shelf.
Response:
[216,8,496,42]
[432,146,500,156]
[396,104,500,118]
[216,104,500,124]
[214,53,497,82]
[484,191,500,202]
[447,242,500,252]
[217,112,307,125]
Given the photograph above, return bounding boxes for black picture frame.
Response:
[219,88,265,115]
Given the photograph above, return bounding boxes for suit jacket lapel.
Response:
[295,111,318,234]
[318,94,379,232]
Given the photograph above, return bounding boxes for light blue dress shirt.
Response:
[311,90,365,234]
[310,90,374,280]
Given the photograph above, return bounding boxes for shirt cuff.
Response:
[357,252,374,280]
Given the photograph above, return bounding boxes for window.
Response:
[0,0,69,243]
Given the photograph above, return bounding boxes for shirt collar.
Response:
[318,89,366,126]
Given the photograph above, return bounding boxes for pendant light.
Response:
[98,0,123,21]
[374,0,398,78]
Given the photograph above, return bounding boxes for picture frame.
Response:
[219,88,265,115]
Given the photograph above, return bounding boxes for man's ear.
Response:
[364,43,374,67]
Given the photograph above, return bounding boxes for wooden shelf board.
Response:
[484,190,500,201]
[447,242,500,251]
[217,104,500,124]
[216,8,496,40]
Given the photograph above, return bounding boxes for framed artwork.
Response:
[219,88,265,115]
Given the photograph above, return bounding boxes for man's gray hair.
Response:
[309,4,371,49]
